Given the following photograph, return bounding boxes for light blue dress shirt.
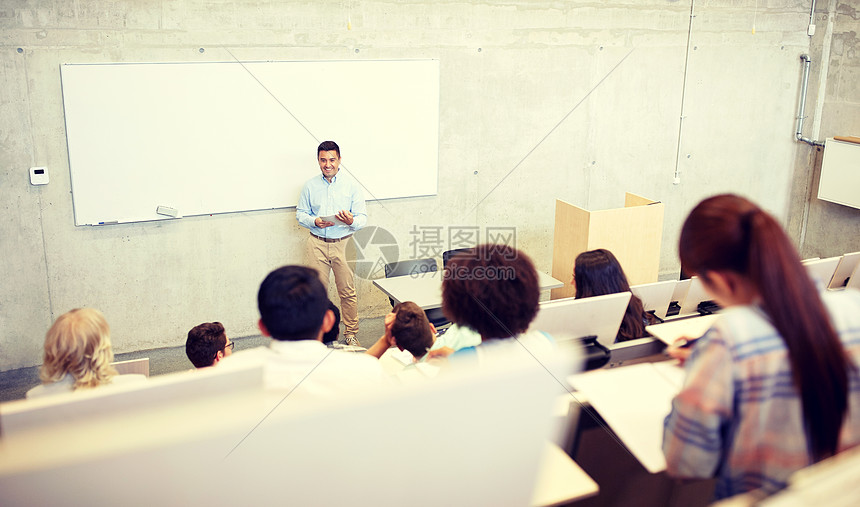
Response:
[296,173,367,239]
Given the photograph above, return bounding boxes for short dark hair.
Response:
[258,266,328,341]
[390,302,434,358]
[317,140,340,158]
[322,300,341,344]
[442,244,539,339]
[186,322,227,368]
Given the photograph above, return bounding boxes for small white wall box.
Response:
[818,138,860,210]
[29,167,49,185]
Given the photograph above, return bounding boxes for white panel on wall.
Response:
[60,60,440,225]
[818,138,860,210]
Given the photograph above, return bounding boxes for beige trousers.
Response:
[305,233,358,336]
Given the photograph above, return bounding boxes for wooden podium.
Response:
[551,193,664,300]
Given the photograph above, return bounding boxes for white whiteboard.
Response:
[60,60,440,225]
[818,138,860,210]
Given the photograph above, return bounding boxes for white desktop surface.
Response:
[373,270,565,310]
[0,359,570,506]
[646,314,720,346]
[568,361,685,474]
[532,442,599,506]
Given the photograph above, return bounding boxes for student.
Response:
[573,248,657,342]
[388,302,436,361]
[428,323,481,352]
[662,194,860,499]
[27,308,144,399]
[431,244,555,364]
[185,322,234,368]
[225,265,384,395]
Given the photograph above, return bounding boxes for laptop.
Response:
[803,256,842,291]
[630,280,677,320]
[829,252,860,289]
[678,276,717,317]
[666,278,692,317]
[848,261,860,290]
[529,292,631,348]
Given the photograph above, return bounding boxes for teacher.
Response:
[296,141,367,346]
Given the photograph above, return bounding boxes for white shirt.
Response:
[448,330,582,383]
[225,339,386,398]
[430,324,482,352]
[468,329,557,366]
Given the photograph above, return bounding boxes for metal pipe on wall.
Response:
[809,0,817,35]
[795,0,825,147]
[795,55,825,147]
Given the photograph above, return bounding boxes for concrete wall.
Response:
[0,1,817,371]
[787,1,860,259]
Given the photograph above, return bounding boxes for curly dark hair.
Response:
[441,244,539,339]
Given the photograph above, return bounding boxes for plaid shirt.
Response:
[663,289,860,499]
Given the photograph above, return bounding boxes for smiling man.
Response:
[296,141,367,346]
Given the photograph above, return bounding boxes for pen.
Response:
[675,337,698,349]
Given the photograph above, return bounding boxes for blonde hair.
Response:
[40,308,117,390]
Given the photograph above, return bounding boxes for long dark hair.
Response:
[679,194,850,462]
[574,249,647,342]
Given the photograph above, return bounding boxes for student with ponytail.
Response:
[662,194,860,499]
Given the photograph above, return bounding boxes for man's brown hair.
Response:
[390,302,434,359]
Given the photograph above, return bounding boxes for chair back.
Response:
[111,358,150,377]
[442,247,474,269]
[384,258,437,278]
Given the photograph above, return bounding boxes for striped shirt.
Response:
[662,289,860,499]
